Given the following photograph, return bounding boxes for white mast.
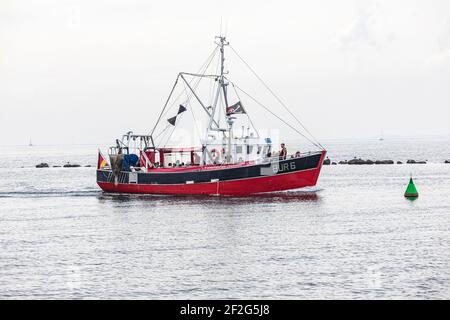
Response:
[202,36,232,164]
[216,36,234,164]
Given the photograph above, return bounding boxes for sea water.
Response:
[0,137,449,299]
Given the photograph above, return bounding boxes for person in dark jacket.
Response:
[279,143,287,160]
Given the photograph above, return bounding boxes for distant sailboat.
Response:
[29,138,33,147]
[379,130,385,141]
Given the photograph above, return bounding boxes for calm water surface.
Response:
[0,138,449,299]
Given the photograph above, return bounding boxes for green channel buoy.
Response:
[404,177,419,198]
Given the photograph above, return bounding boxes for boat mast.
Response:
[203,36,232,164]
[218,36,230,109]
[216,36,234,164]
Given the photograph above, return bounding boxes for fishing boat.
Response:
[96,36,326,196]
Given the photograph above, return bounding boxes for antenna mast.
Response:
[216,36,235,163]
[216,35,230,116]
[215,36,235,164]
[202,36,232,164]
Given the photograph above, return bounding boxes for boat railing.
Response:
[258,150,323,164]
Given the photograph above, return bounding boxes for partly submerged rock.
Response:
[375,160,394,165]
[397,161,403,164]
[348,158,374,165]
[36,163,49,168]
[339,158,395,165]
[63,163,81,168]
[323,157,331,165]
[347,158,361,165]
[407,159,427,164]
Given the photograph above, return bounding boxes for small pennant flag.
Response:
[226,101,246,115]
[167,105,187,126]
[97,149,109,169]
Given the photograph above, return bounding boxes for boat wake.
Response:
[0,190,100,198]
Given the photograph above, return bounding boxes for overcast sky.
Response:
[1,0,449,146]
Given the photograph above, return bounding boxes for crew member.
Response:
[279,143,287,160]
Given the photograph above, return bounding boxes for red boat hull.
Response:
[97,151,326,196]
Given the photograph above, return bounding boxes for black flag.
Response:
[226,101,246,115]
[167,116,177,126]
[177,104,187,114]
[167,105,187,126]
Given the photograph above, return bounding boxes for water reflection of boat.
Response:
[98,190,320,203]
[97,36,326,196]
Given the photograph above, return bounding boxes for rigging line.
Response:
[154,121,172,146]
[189,51,217,95]
[162,73,210,149]
[180,74,221,130]
[195,45,219,77]
[163,105,190,148]
[189,46,219,87]
[149,74,179,137]
[233,84,322,149]
[210,52,221,106]
[154,123,171,140]
[171,47,218,114]
[180,73,219,78]
[190,43,223,96]
[158,105,188,149]
[162,125,176,148]
[156,50,218,142]
[181,76,193,105]
[162,114,183,148]
[231,82,260,138]
[182,80,202,145]
[229,45,325,150]
[163,47,218,118]
[153,46,219,138]
[155,125,171,147]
